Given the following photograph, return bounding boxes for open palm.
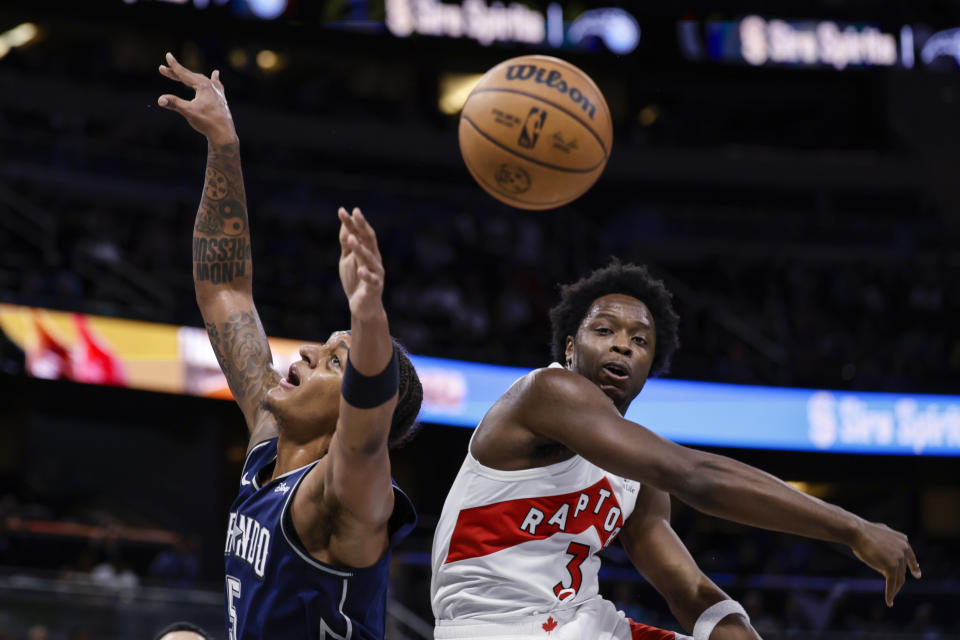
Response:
[338,207,385,322]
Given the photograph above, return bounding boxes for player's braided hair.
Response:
[549,259,680,376]
[388,338,423,448]
[154,621,213,640]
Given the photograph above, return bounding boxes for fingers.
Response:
[158,64,179,82]
[157,94,191,112]
[884,556,908,607]
[904,543,921,579]
[162,52,202,88]
[159,52,222,95]
[884,570,896,607]
[894,556,905,603]
[338,207,353,257]
[357,264,381,286]
[341,207,381,254]
[338,206,381,258]
[338,207,385,289]
[346,234,384,285]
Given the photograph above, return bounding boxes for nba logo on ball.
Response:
[459,55,613,210]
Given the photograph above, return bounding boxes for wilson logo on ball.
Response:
[504,64,597,119]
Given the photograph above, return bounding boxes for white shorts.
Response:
[434,597,692,640]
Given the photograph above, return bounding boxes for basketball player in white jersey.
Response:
[431,261,920,640]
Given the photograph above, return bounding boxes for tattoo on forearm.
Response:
[193,142,252,285]
[204,167,229,201]
[206,312,278,405]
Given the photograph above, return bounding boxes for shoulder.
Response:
[497,366,615,441]
[246,409,280,455]
[513,366,604,412]
[522,365,581,393]
[243,436,277,472]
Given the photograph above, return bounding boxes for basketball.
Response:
[458,55,613,210]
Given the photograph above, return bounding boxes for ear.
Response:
[564,336,575,367]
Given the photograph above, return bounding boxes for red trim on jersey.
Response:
[444,477,623,564]
[629,619,677,640]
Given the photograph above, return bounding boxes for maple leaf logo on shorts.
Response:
[542,616,558,633]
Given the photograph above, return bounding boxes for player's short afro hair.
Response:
[548,259,680,376]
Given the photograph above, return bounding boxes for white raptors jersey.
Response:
[431,433,641,622]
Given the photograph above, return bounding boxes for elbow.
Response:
[194,280,221,307]
[335,411,396,459]
[194,284,208,307]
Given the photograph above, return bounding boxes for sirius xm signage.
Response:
[412,354,960,456]
[628,382,960,456]
[385,0,640,53]
[680,15,960,72]
[737,16,897,69]
[122,0,640,53]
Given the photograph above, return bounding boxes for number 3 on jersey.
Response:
[553,541,590,601]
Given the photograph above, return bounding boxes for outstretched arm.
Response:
[158,53,279,447]
[322,207,399,566]
[517,368,921,606]
[620,487,760,639]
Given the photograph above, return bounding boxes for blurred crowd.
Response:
[4,184,957,394]
[0,12,958,640]
[1,475,958,639]
[0,28,957,394]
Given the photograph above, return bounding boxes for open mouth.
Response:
[602,362,629,380]
[286,364,301,386]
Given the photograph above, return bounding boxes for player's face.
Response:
[264,331,352,436]
[566,294,655,414]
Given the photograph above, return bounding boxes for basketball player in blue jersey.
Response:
[158,53,423,640]
[431,261,921,640]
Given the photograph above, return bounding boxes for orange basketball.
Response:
[458,55,613,210]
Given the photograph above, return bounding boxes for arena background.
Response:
[0,0,958,638]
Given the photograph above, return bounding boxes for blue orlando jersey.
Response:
[224,438,416,640]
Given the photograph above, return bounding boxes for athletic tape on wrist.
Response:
[693,599,749,640]
[341,346,399,409]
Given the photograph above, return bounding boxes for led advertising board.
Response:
[4,304,957,456]
[412,355,960,456]
[679,15,960,72]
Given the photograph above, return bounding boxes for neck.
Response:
[272,433,332,481]
[568,362,636,417]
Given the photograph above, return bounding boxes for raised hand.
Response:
[158,52,237,147]
[338,207,386,324]
[850,519,921,606]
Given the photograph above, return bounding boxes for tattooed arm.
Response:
[159,53,279,447]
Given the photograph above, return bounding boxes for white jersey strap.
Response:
[693,599,749,640]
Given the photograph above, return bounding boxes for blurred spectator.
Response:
[742,591,782,637]
[148,536,200,589]
[26,626,49,640]
[906,602,943,639]
[90,558,140,594]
